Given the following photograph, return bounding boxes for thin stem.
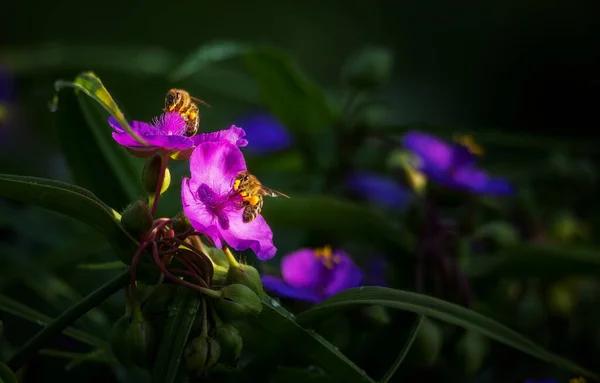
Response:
[7,270,130,371]
[129,241,148,307]
[223,246,240,268]
[201,298,208,337]
[152,242,220,299]
[150,151,170,217]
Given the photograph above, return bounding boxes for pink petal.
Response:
[218,208,276,260]
[188,142,247,196]
[193,125,248,148]
[281,248,328,289]
[181,178,223,248]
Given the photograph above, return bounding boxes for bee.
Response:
[164,89,211,137]
[233,171,290,223]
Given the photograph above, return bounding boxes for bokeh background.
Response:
[2,1,600,382]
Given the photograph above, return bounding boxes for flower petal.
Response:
[181,178,223,248]
[280,248,328,289]
[452,167,515,196]
[188,141,247,196]
[235,112,292,154]
[218,208,276,260]
[146,135,194,151]
[193,125,248,148]
[262,275,323,302]
[346,171,413,210]
[324,251,363,297]
[402,131,457,173]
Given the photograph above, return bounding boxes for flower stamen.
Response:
[314,245,341,269]
[454,134,484,156]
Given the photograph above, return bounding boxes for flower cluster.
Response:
[110,110,276,260]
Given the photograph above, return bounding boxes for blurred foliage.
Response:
[2,1,600,383]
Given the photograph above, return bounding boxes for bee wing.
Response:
[189,96,212,108]
[260,186,290,199]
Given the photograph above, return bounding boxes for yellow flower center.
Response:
[314,245,341,270]
[455,134,484,156]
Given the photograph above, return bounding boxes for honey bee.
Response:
[164,89,211,137]
[233,171,290,223]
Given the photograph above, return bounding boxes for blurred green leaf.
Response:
[380,314,424,383]
[269,367,334,383]
[39,348,115,365]
[297,287,599,380]
[169,41,251,81]
[0,294,104,348]
[0,175,139,264]
[261,195,413,251]
[77,261,127,270]
[24,271,111,335]
[0,362,18,383]
[465,243,600,279]
[151,286,201,383]
[255,295,375,383]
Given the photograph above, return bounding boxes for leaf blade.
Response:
[297,287,598,380]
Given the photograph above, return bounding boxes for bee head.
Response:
[165,89,180,111]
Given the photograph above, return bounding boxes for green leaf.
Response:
[6,270,130,371]
[379,315,424,383]
[254,295,375,383]
[465,243,600,279]
[53,77,142,207]
[0,294,104,348]
[0,362,18,383]
[261,195,413,251]
[0,174,139,264]
[169,40,251,81]
[151,286,202,383]
[77,261,128,271]
[297,287,599,380]
[53,71,146,145]
[39,349,115,365]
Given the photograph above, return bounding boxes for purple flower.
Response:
[262,246,363,302]
[346,171,413,210]
[525,379,558,383]
[234,112,293,154]
[402,131,514,196]
[109,112,247,160]
[181,140,276,260]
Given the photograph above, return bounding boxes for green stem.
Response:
[150,151,170,217]
[223,246,240,269]
[7,270,130,371]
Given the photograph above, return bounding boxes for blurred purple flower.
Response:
[181,140,276,260]
[109,112,246,160]
[364,255,388,287]
[402,131,514,196]
[524,379,558,383]
[262,246,363,302]
[346,171,413,210]
[235,112,293,154]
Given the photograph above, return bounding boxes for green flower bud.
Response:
[184,335,221,377]
[172,211,192,234]
[109,315,133,367]
[227,263,263,298]
[547,282,576,317]
[212,324,243,367]
[0,362,18,383]
[341,46,393,89]
[125,312,156,368]
[120,201,153,241]
[143,154,171,196]
[405,317,443,367]
[455,330,489,377]
[214,284,262,321]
